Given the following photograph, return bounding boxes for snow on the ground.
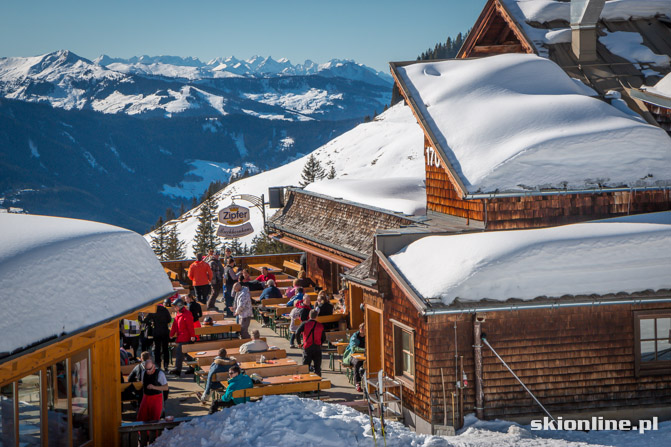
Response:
[389,212,671,305]
[161,161,259,199]
[396,54,671,194]
[645,72,671,98]
[600,31,671,67]
[0,214,173,355]
[151,395,671,447]
[306,177,426,216]
[244,88,344,116]
[145,102,424,256]
[506,0,671,24]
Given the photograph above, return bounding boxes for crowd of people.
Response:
[120,249,365,424]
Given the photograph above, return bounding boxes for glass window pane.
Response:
[640,319,655,339]
[402,352,414,376]
[17,372,41,446]
[657,318,671,341]
[402,331,411,352]
[71,352,90,446]
[641,341,656,362]
[0,384,15,447]
[657,339,671,361]
[47,360,69,447]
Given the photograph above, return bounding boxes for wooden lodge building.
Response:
[268,0,671,435]
[0,214,174,447]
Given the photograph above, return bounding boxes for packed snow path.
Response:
[151,395,670,447]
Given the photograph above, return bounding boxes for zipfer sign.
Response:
[218,205,250,226]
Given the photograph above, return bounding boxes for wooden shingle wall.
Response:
[428,303,671,421]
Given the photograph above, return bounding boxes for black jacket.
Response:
[316,301,333,316]
[147,306,172,338]
[188,301,203,322]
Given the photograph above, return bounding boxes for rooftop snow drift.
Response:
[395,54,671,194]
[389,212,671,305]
[0,214,173,356]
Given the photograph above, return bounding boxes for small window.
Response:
[635,311,671,376]
[391,320,415,387]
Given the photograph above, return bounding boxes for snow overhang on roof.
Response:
[386,211,671,312]
[390,54,671,198]
[0,214,174,357]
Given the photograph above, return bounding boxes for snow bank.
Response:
[389,212,671,305]
[396,54,671,194]
[0,214,173,355]
[145,103,424,257]
[305,177,426,216]
[151,395,671,447]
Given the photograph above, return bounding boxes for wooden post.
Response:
[473,316,484,420]
[459,355,464,429]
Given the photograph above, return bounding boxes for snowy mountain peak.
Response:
[95,54,204,67]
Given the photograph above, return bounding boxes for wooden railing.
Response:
[162,252,302,284]
[119,417,193,447]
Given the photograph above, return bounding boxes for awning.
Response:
[272,234,361,269]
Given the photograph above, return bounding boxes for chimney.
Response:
[570,0,606,62]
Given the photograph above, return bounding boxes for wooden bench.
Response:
[283,260,302,276]
[247,263,283,275]
[316,314,346,329]
[183,338,260,353]
[203,363,309,382]
[228,376,331,399]
[195,323,241,337]
[229,349,287,364]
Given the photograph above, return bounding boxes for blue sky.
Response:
[1,0,485,71]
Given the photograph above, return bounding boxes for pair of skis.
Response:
[363,371,387,446]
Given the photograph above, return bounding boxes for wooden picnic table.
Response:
[352,353,366,361]
[247,263,283,275]
[238,358,297,371]
[195,321,241,336]
[261,373,322,385]
[187,347,241,359]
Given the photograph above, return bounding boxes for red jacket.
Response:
[169,308,195,343]
[296,319,325,350]
[255,273,276,282]
[188,261,213,286]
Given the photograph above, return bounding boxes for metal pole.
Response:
[261,193,266,230]
[473,317,484,419]
[481,336,557,423]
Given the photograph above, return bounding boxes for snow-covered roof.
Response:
[646,72,671,99]
[394,54,671,195]
[389,212,671,306]
[0,214,173,356]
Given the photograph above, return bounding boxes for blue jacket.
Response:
[222,373,254,404]
[260,286,283,300]
[286,292,304,307]
[204,357,235,396]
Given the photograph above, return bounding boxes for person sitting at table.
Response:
[297,295,312,322]
[315,291,333,316]
[285,279,300,300]
[259,279,282,300]
[239,329,269,354]
[296,270,317,289]
[285,287,304,307]
[239,269,264,291]
[255,266,276,283]
[209,365,253,414]
[198,348,236,403]
[343,323,366,392]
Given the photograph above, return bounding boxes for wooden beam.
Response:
[472,44,524,54]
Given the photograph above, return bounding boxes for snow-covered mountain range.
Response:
[0,50,391,120]
[0,50,393,232]
[145,102,425,256]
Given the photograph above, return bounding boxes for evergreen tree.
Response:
[299,154,326,187]
[165,207,176,221]
[150,217,169,259]
[179,203,186,216]
[191,197,198,208]
[165,226,186,260]
[191,193,220,255]
[327,166,336,179]
[228,238,243,255]
[250,230,292,255]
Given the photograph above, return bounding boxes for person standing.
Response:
[231,282,252,339]
[146,299,172,371]
[188,253,213,304]
[168,298,195,376]
[207,251,224,311]
[223,257,239,317]
[120,319,141,358]
[136,359,169,444]
[185,292,203,341]
[295,310,326,376]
